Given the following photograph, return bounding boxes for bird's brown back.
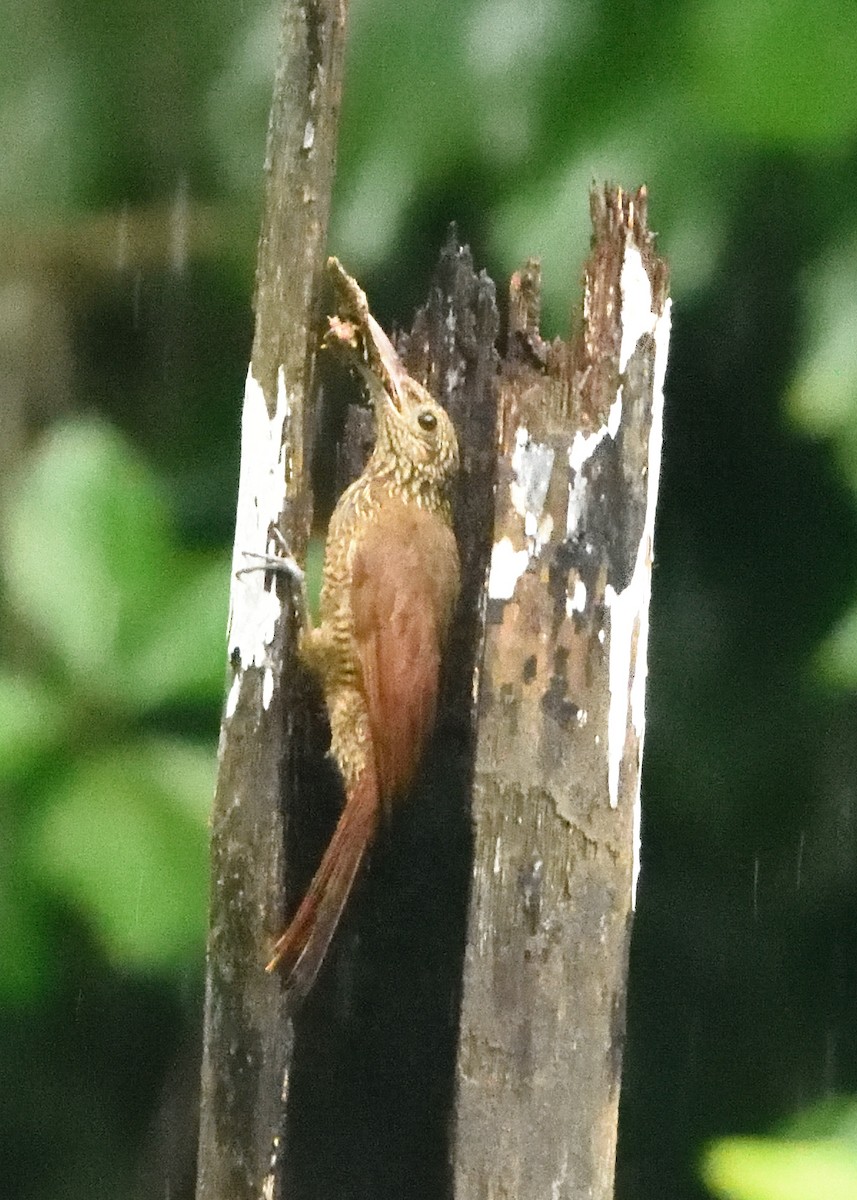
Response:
[351,496,460,804]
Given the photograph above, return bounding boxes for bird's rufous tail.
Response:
[265,760,380,1000]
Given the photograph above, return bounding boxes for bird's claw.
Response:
[237,550,305,584]
[236,533,309,629]
[237,528,304,581]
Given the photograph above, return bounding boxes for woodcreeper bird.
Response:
[265,263,461,999]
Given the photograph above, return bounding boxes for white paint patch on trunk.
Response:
[226,365,291,697]
[566,576,587,616]
[511,426,555,558]
[605,580,637,811]
[603,240,672,908]
[488,424,558,604]
[566,395,621,538]
[628,294,671,904]
[487,535,530,600]
[619,244,660,373]
[262,667,275,710]
[224,672,241,720]
[525,509,554,554]
[569,424,605,474]
[607,391,623,437]
[566,467,588,539]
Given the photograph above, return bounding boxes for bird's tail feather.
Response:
[265,761,380,1001]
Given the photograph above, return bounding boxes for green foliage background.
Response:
[4,1,857,1198]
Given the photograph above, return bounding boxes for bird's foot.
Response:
[237,530,308,628]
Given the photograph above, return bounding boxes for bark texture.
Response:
[198,163,669,1195]
[453,186,670,1200]
[195,4,348,1200]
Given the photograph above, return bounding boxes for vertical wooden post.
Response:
[195,3,348,1199]
[452,187,671,1200]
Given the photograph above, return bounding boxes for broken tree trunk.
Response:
[453,186,671,1200]
[197,133,667,1197]
[195,3,348,1199]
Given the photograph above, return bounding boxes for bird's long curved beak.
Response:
[325,256,411,414]
[363,313,408,414]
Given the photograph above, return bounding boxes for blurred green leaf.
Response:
[3,420,176,702]
[489,99,730,327]
[205,3,277,199]
[686,0,857,145]
[0,0,81,217]
[815,604,857,689]
[703,1136,857,1200]
[787,239,857,693]
[782,1096,857,1144]
[2,418,230,716]
[33,737,213,969]
[0,854,51,1003]
[332,0,475,265]
[787,241,857,489]
[0,670,69,780]
[126,554,228,710]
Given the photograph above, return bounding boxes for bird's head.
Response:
[367,370,459,488]
[323,258,459,495]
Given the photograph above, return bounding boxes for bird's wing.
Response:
[351,502,460,805]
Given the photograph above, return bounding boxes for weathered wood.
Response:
[453,186,671,1200]
[195,4,348,1199]
[199,146,667,1198]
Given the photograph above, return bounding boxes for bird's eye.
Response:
[417,410,437,431]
